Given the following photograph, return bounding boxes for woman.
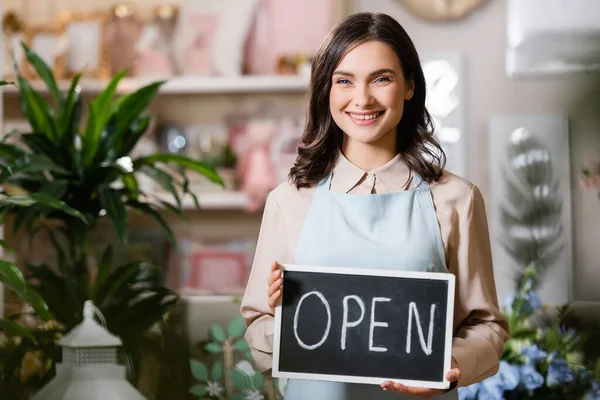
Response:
[241,12,509,399]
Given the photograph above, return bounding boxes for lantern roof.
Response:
[59,301,121,347]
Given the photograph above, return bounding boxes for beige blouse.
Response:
[241,153,509,388]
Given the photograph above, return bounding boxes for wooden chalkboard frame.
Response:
[272,264,456,390]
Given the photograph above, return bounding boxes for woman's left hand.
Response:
[380,360,460,398]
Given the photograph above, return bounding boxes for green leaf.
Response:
[0,260,50,321]
[83,70,128,165]
[113,81,164,138]
[0,154,70,180]
[99,188,128,243]
[250,371,265,390]
[122,174,139,201]
[229,395,245,400]
[133,153,223,186]
[0,319,37,344]
[117,114,151,158]
[230,368,249,390]
[0,239,13,254]
[20,133,60,161]
[30,193,86,222]
[94,245,113,300]
[189,384,207,396]
[204,342,222,354]
[0,193,85,224]
[211,361,224,381]
[59,73,82,143]
[22,42,61,107]
[0,142,26,160]
[138,165,181,207]
[0,196,35,206]
[244,352,252,360]
[126,200,175,245]
[16,75,58,142]
[190,359,208,382]
[210,325,227,343]
[234,340,250,352]
[228,317,246,339]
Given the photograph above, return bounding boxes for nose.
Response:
[353,84,375,108]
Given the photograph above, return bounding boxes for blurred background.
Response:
[1,0,599,399]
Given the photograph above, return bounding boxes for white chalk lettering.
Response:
[341,295,365,350]
[406,302,436,356]
[369,297,391,352]
[293,291,331,350]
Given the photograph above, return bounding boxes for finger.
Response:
[267,263,282,285]
[268,290,281,310]
[268,278,283,297]
[445,368,461,382]
[271,261,279,272]
[391,383,442,398]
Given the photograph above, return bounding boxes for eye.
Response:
[374,76,391,83]
[335,78,352,84]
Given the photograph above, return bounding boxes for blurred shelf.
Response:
[153,190,250,210]
[181,294,242,303]
[2,75,310,96]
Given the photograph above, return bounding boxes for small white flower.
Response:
[206,381,223,397]
[243,388,264,400]
[235,360,256,376]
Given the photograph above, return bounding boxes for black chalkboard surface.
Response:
[272,264,455,390]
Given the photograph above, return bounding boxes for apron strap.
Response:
[412,170,428,190]
[317,172,333,192]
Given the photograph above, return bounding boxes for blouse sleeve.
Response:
[449,185,510,388]
[240,191,291,374]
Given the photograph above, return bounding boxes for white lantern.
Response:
[31,300,145,399]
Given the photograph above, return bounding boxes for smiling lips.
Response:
[346,111,384,126]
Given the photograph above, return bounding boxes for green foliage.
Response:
[189,316,281,400]
[0,42,224,398]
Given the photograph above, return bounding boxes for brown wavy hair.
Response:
[289,12,446,189]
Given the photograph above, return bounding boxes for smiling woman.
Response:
[290,13,444,189]
[241,12,509,400]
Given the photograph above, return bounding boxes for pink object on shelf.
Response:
[185,14,219,74]
[185,250,247,294]
[244,0,338,74]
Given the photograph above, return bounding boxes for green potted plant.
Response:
[0,43,222,398]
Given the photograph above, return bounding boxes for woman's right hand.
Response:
[267,261,283,313]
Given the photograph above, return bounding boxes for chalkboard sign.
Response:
[272,264,455,390]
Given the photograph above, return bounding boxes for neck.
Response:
[341,131,397,171]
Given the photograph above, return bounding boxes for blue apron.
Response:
[284,171,458,400]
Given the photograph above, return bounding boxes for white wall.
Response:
[355,0,600,304]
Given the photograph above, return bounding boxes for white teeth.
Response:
[349,112,381,120]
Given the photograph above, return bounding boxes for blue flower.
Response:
[520,364,544,390]
[479,374,505,400]
[499,361,520,391]
[526,292,542,310]
[521,344,547,364]
[584,380,600,400]
[502,293,515,310]
[547,358,575,386]
[457,383,479,400]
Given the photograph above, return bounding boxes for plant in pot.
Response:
[0,44,222,398]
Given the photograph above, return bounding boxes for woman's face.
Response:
[329,40,414,150]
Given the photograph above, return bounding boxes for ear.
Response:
[404,79,415,101]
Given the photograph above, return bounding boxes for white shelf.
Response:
[153,190,250,210]
[2,75,310,96]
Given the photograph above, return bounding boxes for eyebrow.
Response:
[332,68,397,77]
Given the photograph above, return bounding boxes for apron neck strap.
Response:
[411,170,428,190]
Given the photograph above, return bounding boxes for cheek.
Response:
[329,89,346,112]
